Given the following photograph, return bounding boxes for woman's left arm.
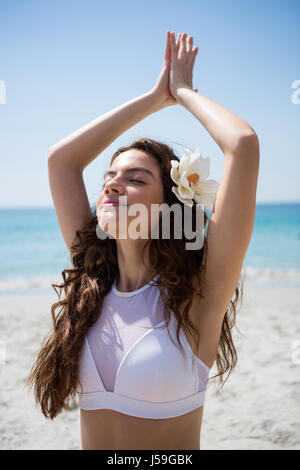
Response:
[175,86,258,154]
[177,86,260,312]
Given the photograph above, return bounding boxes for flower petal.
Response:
[194,179,219,194]
[187,149,210,181]
[178,148,191,177]
[179,171,194,191]
[170,160,180,184]
[193,192,217,212]
[196,156,210,181]
[188,148,202,172]
[172,186,193,207]
[178,184,194,199]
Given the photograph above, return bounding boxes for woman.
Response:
[27,31,260,450]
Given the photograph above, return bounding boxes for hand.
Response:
[150,31,198,109]
[169,31,199,101]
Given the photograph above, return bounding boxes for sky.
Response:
[0,0,299,207]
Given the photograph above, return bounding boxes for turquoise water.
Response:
[0,208,69,292]
[0,203,299,293]
[244,203,300,270]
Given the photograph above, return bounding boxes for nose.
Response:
[104,178,124,195]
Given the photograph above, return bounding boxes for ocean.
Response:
[0,203,299,294]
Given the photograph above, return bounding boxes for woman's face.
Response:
[96,150,165,239]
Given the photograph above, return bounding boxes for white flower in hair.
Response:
[170,147,219,211]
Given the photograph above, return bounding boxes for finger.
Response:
[179,32,187,58]
[176,32,181,50]
[190,45,199,68]
[164,31,170,62]
[182,32,188,53]
[186,35,193,53]
[170,31,177,53]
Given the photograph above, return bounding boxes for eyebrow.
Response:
[103,167,155,180]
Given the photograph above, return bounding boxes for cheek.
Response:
[95,195,104,219]
[96,193,103,208]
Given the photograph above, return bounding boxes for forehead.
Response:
[105,150,159,177]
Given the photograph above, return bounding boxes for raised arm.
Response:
[47,31,178,251]
[48,92,167,251]
[48,30,179,171]
[169,32,259,359]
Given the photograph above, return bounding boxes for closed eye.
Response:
[101,179,145,189]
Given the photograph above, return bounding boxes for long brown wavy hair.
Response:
[26,137,244,419]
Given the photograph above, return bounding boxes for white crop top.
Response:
[76,274,210,419]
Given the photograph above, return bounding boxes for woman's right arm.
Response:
[48,90,166,251]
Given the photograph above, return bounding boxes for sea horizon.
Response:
[1,201,300,210]
[0,202,299,294]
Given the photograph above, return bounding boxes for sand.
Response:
[0,279,300,450]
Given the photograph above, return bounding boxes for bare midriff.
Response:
[80,405,204,450]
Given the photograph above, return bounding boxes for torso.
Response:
[80,406,204,450]
[79,279,222,450]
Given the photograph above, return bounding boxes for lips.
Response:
[103,198,119,206]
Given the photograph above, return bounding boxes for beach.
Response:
[1,275,300,450]
[0,204,300,449]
